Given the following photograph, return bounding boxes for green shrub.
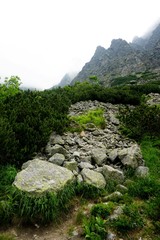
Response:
[119,104,160,140]
[111,203,144,232]
[91,202,115,219]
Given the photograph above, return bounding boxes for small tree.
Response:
[0,76,21,101]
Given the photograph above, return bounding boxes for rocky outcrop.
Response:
[13,100,147,194]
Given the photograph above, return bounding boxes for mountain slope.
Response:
[72,23,160,86]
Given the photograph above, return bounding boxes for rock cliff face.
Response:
[72,23,160,86]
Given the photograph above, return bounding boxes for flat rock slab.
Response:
[13,159,74,194]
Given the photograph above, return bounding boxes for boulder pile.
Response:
[14,100,147,194]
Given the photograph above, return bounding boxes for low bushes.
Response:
[119,104,160,140]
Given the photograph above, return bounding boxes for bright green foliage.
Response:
[0,76,21,101]
[83,216,107,240]
[141,138,160,179]
[111,203,144,232]
[91,202,115,219]
[70,108,105,131]
[128,177,160,199]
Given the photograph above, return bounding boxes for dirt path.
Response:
[0,200,86,240]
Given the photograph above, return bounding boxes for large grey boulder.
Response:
[81,168,106,189]
[102,165,124,183]
[118,144,143,168]
[13,159,74,194]
[91,147,107,165]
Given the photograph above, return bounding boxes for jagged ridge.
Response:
[72,23,160,86]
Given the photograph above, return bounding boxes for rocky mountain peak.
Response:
[110,39,132,55]
[94,45,106,57]
[72,23,160,86]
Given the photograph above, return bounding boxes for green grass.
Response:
[110,203,144,233]
[69,108,105,132]
[140,138,160,179]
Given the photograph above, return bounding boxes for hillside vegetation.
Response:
[0,75,160,239]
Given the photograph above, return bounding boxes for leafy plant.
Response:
[83,216,107,240]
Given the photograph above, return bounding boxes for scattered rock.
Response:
[81,168,106,189]
[78,162,95,169]
[103,191,123,202]
[109,206,123,220]
[107,232,117,240]
[63,160,78,172]
[46,144,68,157]
[48,153,65,166]
[135,166,149,178]
[102,165,124,183]
[91,147,107,165]
[116,184,128,194]
[50,134,65,145]
[118,144,143,168]
[15,100,146,192]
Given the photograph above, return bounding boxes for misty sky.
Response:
[0,0,160,90]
